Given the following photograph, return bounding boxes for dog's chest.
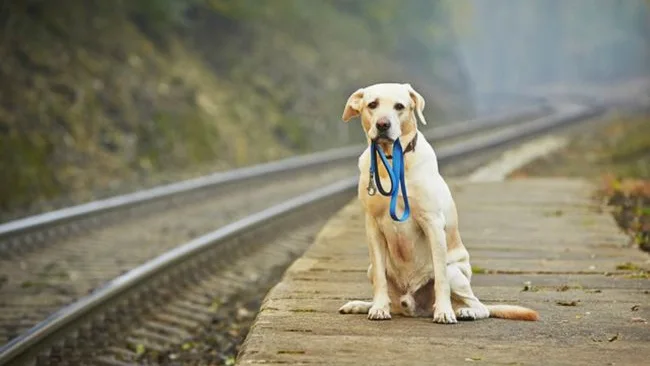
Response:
[379,217,426,266]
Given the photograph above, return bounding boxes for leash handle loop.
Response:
[369,140,411,222]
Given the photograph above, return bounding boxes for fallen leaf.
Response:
[208,300,221,312]
[522,281,537,292]
[135,344,146,356]
[465,357,482,362]
[228,329,240,337]
[556,284,570,292]
[237,307,251,318]
[556,300,580,306]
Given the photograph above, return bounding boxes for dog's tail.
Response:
[486,305,539,321]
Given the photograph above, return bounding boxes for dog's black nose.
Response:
[376,118,391,132]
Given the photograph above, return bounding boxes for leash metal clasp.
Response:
[367,170,376,196]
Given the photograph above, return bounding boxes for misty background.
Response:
[1,0,649,219]
[456,0,650,112]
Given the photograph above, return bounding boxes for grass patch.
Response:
[616,262,642,271]
[614,261,650,279]
[471,265,489,274]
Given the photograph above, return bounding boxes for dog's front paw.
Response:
[368,304,391,320]
[433,303,457,324]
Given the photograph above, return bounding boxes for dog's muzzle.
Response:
[373,117,395,141]
[376,118,391,132]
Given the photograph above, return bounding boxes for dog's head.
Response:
[341,83,427,142]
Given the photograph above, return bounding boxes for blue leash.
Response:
[367,140,411,222]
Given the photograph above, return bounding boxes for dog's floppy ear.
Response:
[342,88,365,122]
[405,83,427,125]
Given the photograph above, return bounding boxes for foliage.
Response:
[602,175,650,252]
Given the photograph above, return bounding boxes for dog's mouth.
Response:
[372,135,394,143]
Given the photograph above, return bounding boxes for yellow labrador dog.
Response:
[338,83,539,323]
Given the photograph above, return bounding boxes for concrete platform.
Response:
[236,179,650,366]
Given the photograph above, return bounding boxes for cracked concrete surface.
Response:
[237,179,650,366]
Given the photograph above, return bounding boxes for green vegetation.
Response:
[471,265,488,274]
[616,262,641,271]
[0,0,474,218]
[598,117,650,252]
[600,117,650,179]
[511,114,650,180]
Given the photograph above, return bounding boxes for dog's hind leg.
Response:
[418,212,456,324]
[449,264,489,321]
[339,300,373,314]
[339,265,374,314]
[339,264,405,315]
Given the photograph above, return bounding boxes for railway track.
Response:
[0,104,550,346]
[0,101,605,365]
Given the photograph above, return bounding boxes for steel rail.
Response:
[0,103,550,244]
[0,103,603,366]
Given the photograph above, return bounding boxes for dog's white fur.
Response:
[338,83,539,323]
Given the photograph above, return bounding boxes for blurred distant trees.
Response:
[455,0,650,92]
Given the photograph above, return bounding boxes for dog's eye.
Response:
[368,101,378,109]
[394,103,405,111]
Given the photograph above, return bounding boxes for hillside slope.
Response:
[0,0,474,218]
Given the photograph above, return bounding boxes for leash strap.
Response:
[369,140,411,222]
[370,142,394,196]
